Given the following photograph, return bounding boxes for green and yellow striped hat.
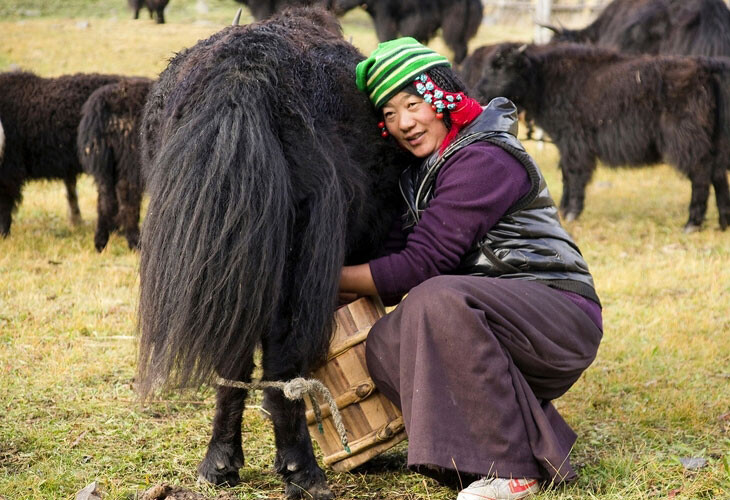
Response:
[356,37,451,109]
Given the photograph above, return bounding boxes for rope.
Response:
[216,377,351,454]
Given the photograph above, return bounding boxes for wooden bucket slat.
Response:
[322,416,405,465]
[326,329,370,360]
[305,297,407,471]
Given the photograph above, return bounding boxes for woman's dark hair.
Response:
[389,65,469,130]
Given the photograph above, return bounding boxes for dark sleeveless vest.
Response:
[399,97,601,305]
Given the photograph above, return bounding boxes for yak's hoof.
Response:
[70,213,83,226]
[126,234,140,251]
[197,442,244,487]
[284,468,334,500]
[683,223,702,234]
[94,236,109,252]
[563,211,578,222]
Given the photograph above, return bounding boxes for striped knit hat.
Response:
[356,37,451,109]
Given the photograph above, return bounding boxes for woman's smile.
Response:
[382,91,448,158]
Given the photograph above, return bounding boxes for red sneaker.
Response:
[456,477,539,500]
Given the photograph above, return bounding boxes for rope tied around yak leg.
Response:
[216,376,351,454]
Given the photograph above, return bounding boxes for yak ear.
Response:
[232,7,242,26]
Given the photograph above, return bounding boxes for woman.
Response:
[339,37,603,500]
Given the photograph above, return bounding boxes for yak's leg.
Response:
[94,177,118,252]
[370,6,398,42]
[262,339,333,500]
[131,0,141,19]
[558,174,571,217]
[684,167,711,233]
[115,179,142,250]
[450,41,468,66]
[0,193,15,237]
[558,152,595,222]
[440,14,467,64]
[64,176,83,226]
[155,8,165,24]
[710,162,730,230]
[197,357,255,486]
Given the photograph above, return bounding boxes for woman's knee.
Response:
[395,275,473,324]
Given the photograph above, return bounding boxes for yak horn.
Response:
[537,23,560,34]
[232,8,242,26]
[517,44,528,53]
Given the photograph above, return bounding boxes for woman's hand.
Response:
[337,291,360,306]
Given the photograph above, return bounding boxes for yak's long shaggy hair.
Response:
[136,8,407,497]
[77,78,153,252]
[0,71,122,237]
[548,0,730,58]
[473,42,730,231]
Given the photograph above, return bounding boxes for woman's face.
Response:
[382,90,448,158]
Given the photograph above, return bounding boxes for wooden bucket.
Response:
[304,296,406,472]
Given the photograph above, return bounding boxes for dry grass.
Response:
[1,2,729,499]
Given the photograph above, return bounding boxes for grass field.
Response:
[1,1,729,499]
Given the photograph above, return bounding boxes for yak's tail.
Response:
[136,66,347,398]
[77,84,116,184]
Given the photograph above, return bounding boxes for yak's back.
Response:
[0,71,121,179]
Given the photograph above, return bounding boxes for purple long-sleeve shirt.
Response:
[369,141,602,330]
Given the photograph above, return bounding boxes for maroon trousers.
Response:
[365,275,602,484]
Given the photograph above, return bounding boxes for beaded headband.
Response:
[413,73,464,116]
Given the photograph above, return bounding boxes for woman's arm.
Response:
[369,143,531,298]
[339,263,378,297]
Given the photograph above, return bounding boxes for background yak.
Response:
[0,71,122,237]
[129,0,170,23]
[77,77,153,252]
[335,0,484,64]
[137,8,408,499]
[472,42,730,232]
[547,0,730,57]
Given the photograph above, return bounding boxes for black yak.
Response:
[547,0,730,58]
[129,0,170,24]
[77,78,153,252]
[0,71,122,237]
[459,43,498,90]
[335,0,483,64]
[136,8,407,498]
[472,42,730,231]
[235,0,335,20]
